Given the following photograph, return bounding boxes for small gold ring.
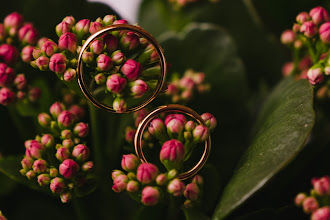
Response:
[134,104,211,180]
[76,24,167,113]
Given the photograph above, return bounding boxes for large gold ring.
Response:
[134,104,211,180]
[76,24,167,113]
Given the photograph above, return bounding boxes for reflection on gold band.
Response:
[76,24,167,113]
[134,104,211,180]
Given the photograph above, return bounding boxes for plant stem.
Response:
[72,196,88,220]
[8,105,31,140]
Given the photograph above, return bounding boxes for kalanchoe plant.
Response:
[20,100,95,203]
[280,6,330,99]
[112,111,216,207]
[0,12,42,106]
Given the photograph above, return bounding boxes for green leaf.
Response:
[183,208,210,220]
[212,77,315,220]
[73,175,97,197]
[0,172,17,196]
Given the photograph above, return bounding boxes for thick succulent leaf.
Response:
[212,77,315,220]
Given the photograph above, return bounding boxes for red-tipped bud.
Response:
[60,191,72,203]
[26,170,36,180]
[193,125,209,142]
[58,32,77,54]
[82,51,94,64]
[185,121,196,131]
[201,113,217,131]
[120,32,139,51]
[125,127,136,143]
[312,176,330,196]
[0,63,15,87]
[156,174,167,186]
[4,12,24,30]
[168,178,185,196]
[36,56,49,71]
[63,68,76,81]
[137,163,158,184]
[58,110,75,128]
[111,50,126,65]
[89,21,103,35]
[113,97,127,113]
[103,15,116,26]
[192,175,204,185]
[311,207,330,220]
[130,79,148,98]
[296,12,310,24]
[96,54,113,71]
[21,45,34,62]
[103,34,118,52]
[90,40,104,54]
[72,144,90,162]
[50,102,65,119]
[63,16,76,26]
[148,118,167,141]
[165,114,187,135]
[74,19,90,39]
[0,87,15,105]
[73,122,89,138]
[29,140,46,159]
[56,21,72,37]
[56,147,70,161]
[62,139,74,148]
[13,74,26,90]
[38,113,52,127]
[184,183,200,201]
[69,105,85,121]
[33,159,48,173]
[121,59,142,81]
[49,53,67,73]
[59,159,79,179]
[280,29,296,44]
[310,6,330,25]
[41,134,55,148]
[82,161,94,172]
[49,168,58,178]
[160,139,185,170]
[18,23,39,45]
[21,157,34,170]
[50,177,66,193]
[41,40,57,57]
[307,66,324,85]
[303,197,319,214]
[28,87,41,102]
[37,173,51,186]
[106,74,127,93]
[0,44,19,65]
[300,21,318,38]
[121,154,140,172]
[37,37,49,48]
[94,73,106,85]
[141,186,160,206]
[112,170,124,180]
[0,24,5,41]
[294,193,307,206]
[32,47,42,59]
[112,174,128,192]
[319,22,330,43]
[126,180,139,192]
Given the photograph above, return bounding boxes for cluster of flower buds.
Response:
[112,155,204,207]
[167,0,218,8]
[165,69,210,103]
[280,6,330,99]
[294,175,330,220]
[0,12,41,106]
[0,211,7,220]
[20,101,94,203]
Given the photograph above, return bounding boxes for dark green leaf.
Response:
[73,175,97,198]
[183,208,210,220]
[212,77,315,220]
[0,172,17,196]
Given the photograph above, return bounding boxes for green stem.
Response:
[305,38,318,63]
[8,105,31,140]
[243,0,263,29]
[72,196,88,220]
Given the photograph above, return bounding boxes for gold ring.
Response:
[134,104,211,180]
[76,24,167,113]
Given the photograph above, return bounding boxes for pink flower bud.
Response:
[193,125,209,142]
[0,87,15,105]
[141,186,160,206]
[160,139,185,170]
[82,51,94,64]
[50,102,65,118]
[58,110,74,127]
[294,193,307,206]
[63,68,76,81]
[165,114,187,126]
[56,21,72,37]
[282,62,294,76]
[33,159,48,173]
[96,54,113,71]
[41,134,55,148]
[180,77,195,90]
[280,29,296,44]
[296,12,310,24]
[95,73,106,85]
[26,170,36,180]
[73,122,89,138]
[165,114,187,134]
[121,154,140,172]
[89,21,103,35]
[62,139,74,148]
[4,12,24,29]
[0,24,6,41]
[28,87,41,101]
[303,197,319,214]
[29,140,46,159]
[184,121,195,131]
[137,163,158,184]
[192,175,204,185]
[130,79,148,98]
[63,16,76,26]
[310,6,330,25]
[69,104,85,120]
[112,174,128,192]
[120,32,139,51]
[0,44,19,65]
[312,176,330,196]
[167,178,185,196]
[73,19,89,39]
[201,113,217,131]
[50,177,66,193]
[90,40,104,54]
[113,97,127,113]
[21,45,34,62]
[319,22,330,43]
[125,126,136,143]
[0,63,15,87]
[37,173,51,186]
[49,53,67,73]
[58,32,77,54]
[59,159,79,179]
[38,113,52,127]
[307,67,324,85]
[16,91,26,100]
[112,170,124,180]
[125,180,138,192]
[106,74,127,93]
[49,168,58,178]
[72,144,90,162]
[113,19,128,25]
[37,37,48,48]
[41,40,57,57]
[311,207,330,220]
[103,34,118,52]
[36,56,49,71]
[121,59,142,81]
[60,191,72,203]
[32,47,42,59]
[111,50,126,65]
[82,161,94,172]
[21,157,34,170]
[103,15,116,26]
[156,174,167,186]
[148,118,167,141]
[300,21,318,38]
[18,23,39,45]
[184,183,199,201]
[292,23,301,33]
[56,147,70,161]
